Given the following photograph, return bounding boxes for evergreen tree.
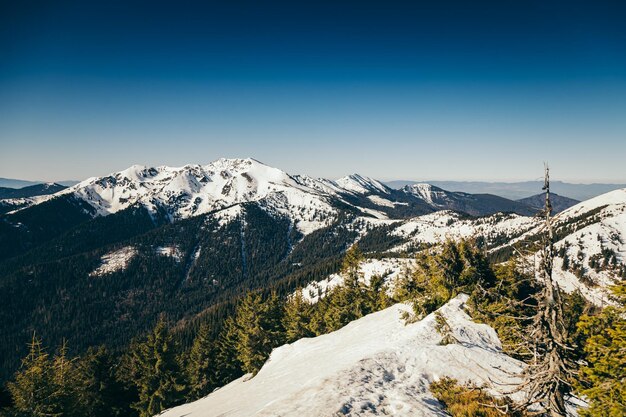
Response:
[49,342,83,416]
[129,318,186,417]
[283,289,314,343]
[213,316,243,386]
[341,244,364,287]
[186,323,216,400]
[577,283,626,416]
[235,292,285,374]
[322,283,368,332]
[75,346,134,417]
[6,334,56,417]
[469,259,540,359]
[321,244,372,331]
[396,239,495,317]
[366,274,392,311]
[5,336,85,417]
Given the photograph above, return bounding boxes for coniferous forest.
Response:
[1,236,624,416]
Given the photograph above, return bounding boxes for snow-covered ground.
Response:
[158,294,525,417]
[89,246,137,276]
[300,258,413,303]
[390,210,539,252]
[548,188,626,305]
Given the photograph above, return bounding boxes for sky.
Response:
[1,0,625,183]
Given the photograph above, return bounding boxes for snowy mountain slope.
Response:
[371,188,626,303]
[57,158,339,234]
[0,194,58,214]
[335,173,391,195]
[546,188,626,304]
[401,183,456,205]
[389,210,540,251]
[158,295,525,417]
[300,257,414,303]
[7,159,545,242]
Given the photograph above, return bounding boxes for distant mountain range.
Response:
[386,180,626,201]
[4,175,623,202]
[0,177,78,188]
[517,192,579,213]
[0,183,67,199]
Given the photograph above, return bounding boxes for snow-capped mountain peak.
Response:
[401,183,449,205]
[335,173,390,195]
[59,158,340,234]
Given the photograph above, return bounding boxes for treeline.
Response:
[1,240,624,416]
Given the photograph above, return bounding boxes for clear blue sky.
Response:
[1,0,625,183]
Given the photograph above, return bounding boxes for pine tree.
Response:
[130,318,186,417]
[235,292,285,374]
[186,323,216,400]
[283,289,314,343]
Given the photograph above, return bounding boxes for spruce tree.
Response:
[235,292,285,374]
[213,316,244,386]
[6,334,56,417]
[130,318,186,417]
[341,244,364,287]
[75,346,133,417]
[186,323,216,400]
[367,274,392,311]
[49,341,83,416]
[397,239,495,317]
[6,336,85,417]
[283,289,314,343]
[322,244,372,331]
[577,283,626,416]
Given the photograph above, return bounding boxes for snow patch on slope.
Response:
[89,246,137,277]
[301,258,414,303]
[158,294,524,417]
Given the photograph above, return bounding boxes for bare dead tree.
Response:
[517,164,574,416]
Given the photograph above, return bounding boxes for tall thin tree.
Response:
[520,164,574,416]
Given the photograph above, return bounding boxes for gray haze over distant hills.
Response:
[385,180,626,201]
[0,178,78,188]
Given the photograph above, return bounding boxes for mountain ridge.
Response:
[386,180,626,201]
[13,158,538,227]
